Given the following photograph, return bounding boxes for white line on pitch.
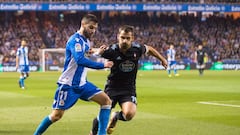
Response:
[197,101,240,108]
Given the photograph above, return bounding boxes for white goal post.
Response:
[39,48,65,72]
[39,48,106,72]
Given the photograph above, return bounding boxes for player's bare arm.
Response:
[92,45,108,56]
[194,51,198,63]
[146,45,168,69]
[16,56,19,70]
[104,61,113,68]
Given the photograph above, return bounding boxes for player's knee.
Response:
[125,113,134,121]
[123,111,135,121]
[103,96,112,106]
[23,73,29,79]
[91,92,112,106]
[50,113,63,122]
[99,95,112,106]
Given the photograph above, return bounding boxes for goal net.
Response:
[39,48,65,72]
[39,48,106,72]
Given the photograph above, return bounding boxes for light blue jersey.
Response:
[167,48,177,66]
[34,14,111,135]
[16,46,29,73]
[167,48,176,62]
[58,32,104,87]
[167,47,179,76]
[54,32,105,109]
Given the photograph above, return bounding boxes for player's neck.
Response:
[120,48,129,54]
[77,30,88,40]
[77,30,83,35]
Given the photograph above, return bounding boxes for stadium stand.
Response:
[0,0,239,68]
[0,11,239,67]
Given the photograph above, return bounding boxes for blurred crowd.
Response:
[0,11,239,66]
[0,0,239,4]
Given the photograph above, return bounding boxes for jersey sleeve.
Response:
[16,48,20,56]
[101,45,116,60]
[26,47,29,54]
[166,49,169,55]
[142,44,147,55]
[136,43,147,56]
[69,38,104,69]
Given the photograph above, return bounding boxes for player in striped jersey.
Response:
[166,44,179,77]
[34,14,113,135]
[16,38,29,89]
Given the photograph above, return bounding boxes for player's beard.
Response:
[120,43,129,50]
[83,29,93,39]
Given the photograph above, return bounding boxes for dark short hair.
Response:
[118,25,134,34]
[81,14,98,24]
[20,37,27,42]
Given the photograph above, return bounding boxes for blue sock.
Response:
[34,116,52,135]
[167,70,171,75]
[21,78,24,87]
[98,105,111,135]
[174,69,177,74]
[19,78,24,87]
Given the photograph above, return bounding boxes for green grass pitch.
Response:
[0,70,240,135]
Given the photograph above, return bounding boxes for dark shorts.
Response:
[110,95,137,109]
[197,60,204,65]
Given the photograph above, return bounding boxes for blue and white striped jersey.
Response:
[16,46,29,66]
[167,48,176,61]
[58,32,104,87]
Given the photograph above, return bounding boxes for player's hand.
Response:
[104,61,113,68]
[98,45,108,55]
[162,59,168,69]
[16,65,18,71]
[87,48,95,55]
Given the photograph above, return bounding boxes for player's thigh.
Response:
[167,61,171,69]
[91,91,111,106]
[119,96,137,114]
[171,61,177,67]
[200,64,206,68]
[53,84,80,110]
[18,65,24,73]
[77,82,108,102]
[168,61,176,68]
[121,101,137,119]
[50,109,65,122]
[24,65,30,72]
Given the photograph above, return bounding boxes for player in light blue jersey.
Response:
[34,14,113,135]
[16,38,29,89]
[167,44,179,77]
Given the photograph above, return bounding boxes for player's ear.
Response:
[81,21,87,28]
[132,35,134,40]
[131,32,134,40]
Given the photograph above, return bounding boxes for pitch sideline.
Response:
[197,101,240,108]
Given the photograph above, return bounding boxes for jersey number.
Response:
[59,91,68,106]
